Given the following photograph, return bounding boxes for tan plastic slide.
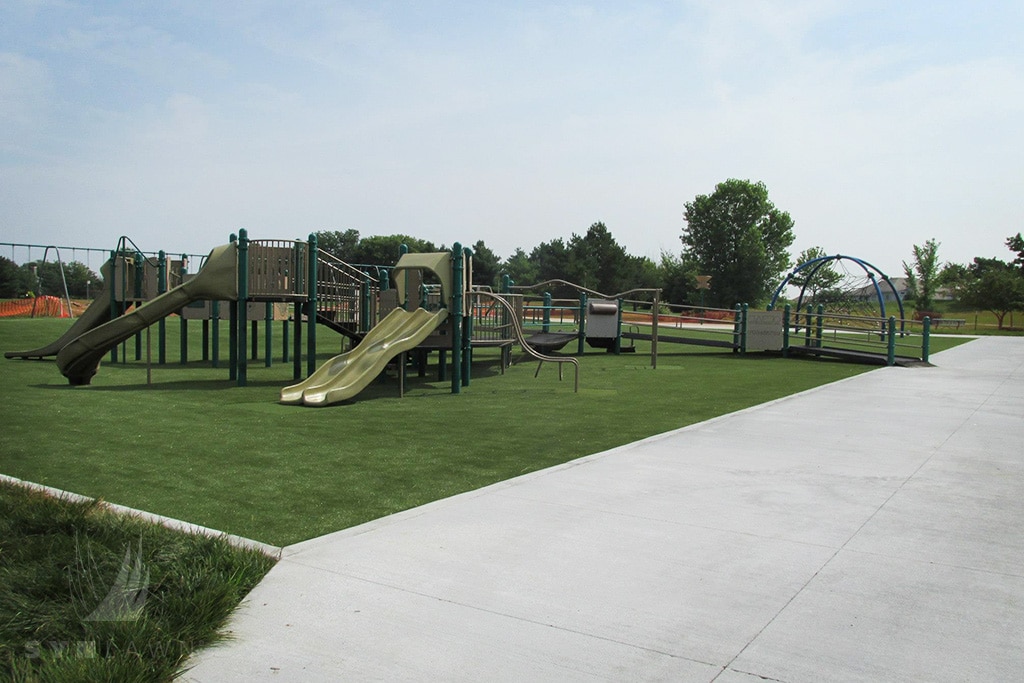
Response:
[55,243,239,385]
[281,307,448,406]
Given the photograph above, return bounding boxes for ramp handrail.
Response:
[316,252,379,332]
[318,249,380,285]
[476,291,579,392]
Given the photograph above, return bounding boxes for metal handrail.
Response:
[475,291,579,392]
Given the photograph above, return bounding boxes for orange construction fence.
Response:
[0,296,70,318]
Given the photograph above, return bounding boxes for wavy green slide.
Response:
[56,243,238,385]
[5,260,115,360]
[281,307,448,406]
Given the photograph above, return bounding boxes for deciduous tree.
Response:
[902,239,942,311]
[959,258,1024,329]
[681,179,795,307]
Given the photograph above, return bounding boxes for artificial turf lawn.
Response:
[0,317,971,546]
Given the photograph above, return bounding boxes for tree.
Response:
[681,179,795,307]
[529,239,570,288]
[902,239,942,311]
[788,247,841,303]
[565,222,633,294]
[470,240,501,289]
[500,248,537,287]
[938,262,970,290]
[657,252,695,305]
[1007,232,1024,272]
[351,234,437,267]
[314,229,361,260]
[17,260,99,298]
[958,258,1024,329]
[0,256,28,298]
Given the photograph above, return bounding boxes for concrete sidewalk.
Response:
[186,337,1024,682]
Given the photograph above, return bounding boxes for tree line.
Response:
[903,235,1024,329]
[316,179,797,308]
[0,258,100,299]
[7,177,1019,326]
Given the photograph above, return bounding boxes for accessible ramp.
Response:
[56,243,238,386]
[280,307,448,406]
[5,260,114,360]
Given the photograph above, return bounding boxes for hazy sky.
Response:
[2,1,1022,276]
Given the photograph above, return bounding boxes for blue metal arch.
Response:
[768,254,905,331]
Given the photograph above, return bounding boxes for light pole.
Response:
[86,279,91,299]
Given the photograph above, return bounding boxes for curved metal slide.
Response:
[281,307,448,406]
[55,243,238,385]
[5,260,114,360]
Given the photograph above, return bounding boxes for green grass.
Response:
[1,318,971,547]
[0,479,275,682]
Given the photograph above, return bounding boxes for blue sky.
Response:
[2,1,1022,276]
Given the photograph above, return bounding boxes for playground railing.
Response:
[784,305,931,363]
[519,295,580,331]
[248,240,309,299]
[316,251,379,331]
[468,291,517,344]
[474,291,579,391]
[625,301,742,349]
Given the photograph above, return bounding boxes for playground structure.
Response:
[6,239,937,405]
[5,234,580,404]
[500,270,934,368]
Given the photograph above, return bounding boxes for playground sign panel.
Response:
[746,310,784,351]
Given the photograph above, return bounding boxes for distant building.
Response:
[847,277,954,303]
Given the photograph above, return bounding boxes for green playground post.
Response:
[133,250,144,361]
[237,230,249,386]
[887,316,896,366]
[180,257,189,364]
[501,274,512,368]
[282,318,289,363]
[201,318,208,362]
[399,243,410,310]
[292,299,302,380]
[211,300,220,368]
[804,305,813,347]
[733,304,742,351]
[815,304,824,348]
[228,234,238,380]
[542,292,551,333]
[462,246,473,387]
[361,276,371,333]
[740,303,749,353]
[265,301,273,367]
[306,233,318,378]
[577,292,587,355]
[108,249,118,364]
[614,298,623,354]
[922,316,931,363]
[158,250,167,365]
[783,304,791,357]
[450,242,463,395]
